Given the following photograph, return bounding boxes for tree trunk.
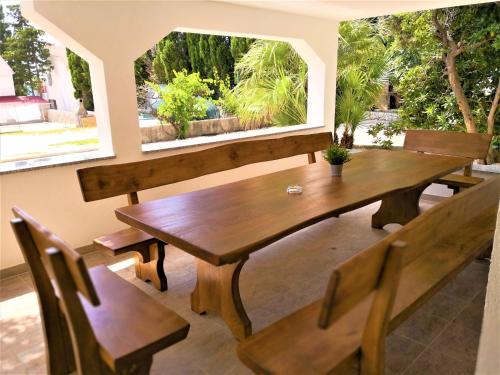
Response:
[487,79,500,136]
[444,54,477,133]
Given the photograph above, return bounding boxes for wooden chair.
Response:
[10,207,190,375]
[77,132,334,291]
[403,129,492,193]
[238,176,499,374]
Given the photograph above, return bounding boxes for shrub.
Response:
[149,70,213,139]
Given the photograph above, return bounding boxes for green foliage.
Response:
[230,37,254,82]
[382,3,500,134]
[322,144,351,165]
[66,49,94,110]
[185,34,234,85]
[336,20,388,147]
[230,40,307,126]
[149,70,213,139]
[2,5,52,96]
[151,32,190,83]
[134,50,152,86]
[367,121,405,149]
[0,5,11,54]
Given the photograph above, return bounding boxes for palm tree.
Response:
[231,40,307,127]
[336,20,388,148]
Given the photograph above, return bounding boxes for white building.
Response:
[0,56,15,97]
[43,42,79,112]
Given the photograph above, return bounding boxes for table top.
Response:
[115,150,469,266]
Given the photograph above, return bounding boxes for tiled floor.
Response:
[0,201,489,375]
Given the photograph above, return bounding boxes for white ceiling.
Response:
[216,0,494,21]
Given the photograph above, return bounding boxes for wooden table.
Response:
[115,150,469,339]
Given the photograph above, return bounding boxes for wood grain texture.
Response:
[12,206,99,305]
[191,258,252,340]
[116,150,470,266]
[371,184,428,229]
[10,218,76,375]
[237,177,499,375]
[403,130,492,160]
[77,132,334,202]
[11,208,190,375]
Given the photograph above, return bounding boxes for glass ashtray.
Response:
[287,185,303,195]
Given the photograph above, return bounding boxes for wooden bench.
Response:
[77,132,334,291]
[403,129,492,193]
[11,207,190,375]
[238,176,499,374]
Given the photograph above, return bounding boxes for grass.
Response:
[49,138,99,147]
[0,127,94,136]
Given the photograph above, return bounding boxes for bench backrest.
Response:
[395,175,499,266]
[403,130,492,175]
[11,207,101,374]
[318,175,499,374]
[318,238,405,374]
[77,132,334,202]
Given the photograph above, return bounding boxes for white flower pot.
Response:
[329,163,343,176]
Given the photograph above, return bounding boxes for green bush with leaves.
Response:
[149,70,213,139]
[230,40,307,127]
[336,20,388,148]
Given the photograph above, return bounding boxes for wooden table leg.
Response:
[191,257,252,340]
[134,241,168,291]
[372,185,429,229]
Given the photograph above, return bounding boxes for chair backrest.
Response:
[318,175,499,374]
[11,207,101,374]
[77,132,334,202]
[403,130,492,175]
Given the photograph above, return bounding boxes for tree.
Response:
[0,5,11,54]
[2,6,52,95]
[230,37,254,62]
[66,49,94,110]
[149,70,213,139]
[185,33,234,84]
[431,6,500,134]
[336,20,388,148]
[383,4,500,136]
[231,40,307,127]
[151,32,190,83]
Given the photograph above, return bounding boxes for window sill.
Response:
[0,150,115,175]
[142,124,326,153]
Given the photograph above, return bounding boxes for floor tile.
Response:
[393,309,450,346]
[403,348,476,375]
[386,334,426,375]
[429,319,482,363]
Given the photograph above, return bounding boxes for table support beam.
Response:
[191,257,252,340]
[134,241,168,291]
[371,184,429,229]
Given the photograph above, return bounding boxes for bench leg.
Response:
[191,258,252,340]
[372,184,428,229]
[134,242,168,291]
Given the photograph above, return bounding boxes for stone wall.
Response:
[141,117,267,143]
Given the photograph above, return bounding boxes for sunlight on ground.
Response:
[0,123,99,161]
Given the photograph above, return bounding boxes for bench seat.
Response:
[436,173,484,189]
[93,227,156,256]
[87,265,189,371]
[238,206,496,375]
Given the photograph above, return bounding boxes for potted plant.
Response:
[323,144,351,176]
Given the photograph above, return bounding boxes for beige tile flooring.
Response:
[0,201,489,375]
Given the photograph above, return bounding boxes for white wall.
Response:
[44,43,80,112]
[0,1,339,269]
[0,57,15,96]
